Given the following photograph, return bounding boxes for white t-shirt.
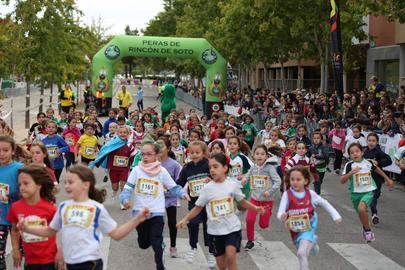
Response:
[50,200,117,264]
[344,135,367,158]
[195,180,244,235]
[125,166,178,213]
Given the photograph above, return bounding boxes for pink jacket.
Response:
[328,128,346,150]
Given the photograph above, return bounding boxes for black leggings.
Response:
[166,206,177,248]
[136,216,165,270]
[187,206,211,252]
[137,100,144,112]
[65,152,76,169]
[333,149,343,170]
[25,263,56,270]
[54,168,63,183]
[0,225,10,270]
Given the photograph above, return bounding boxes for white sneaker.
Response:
[207,252,216,268]
[120,203,126,210]
[185,248,197,263]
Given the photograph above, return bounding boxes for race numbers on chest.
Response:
[47,147,58,159]
[250,175,269,190]
[85,146,95,156]
[0,183,9,204]
[355,172,372,187]
[65,136,75,145]
[63,204,96,228]
[113,156,129,167]
[188,179,206,197]
[23,219,48,243]
[136,178,160,197]
[209,197,234,219]
[287,214,311,232]
[229,164,242,177]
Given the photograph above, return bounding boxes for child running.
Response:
[41,121,69,182]
[308,132,329,195]
[177,141,215,267]
[159,137,183,258]
[62,117,81,169]
[30,143,58,189]
[363,133,392,225]
[227,136,252,210]
[120,138,189,270]
[18,165,149,270]
[278,166,342,270]
[0,136,24,269]
[75,123,99,165]
[341,143,394,242]
[177,153,265,270]
[7,164,60,269]
[244,145,281,250]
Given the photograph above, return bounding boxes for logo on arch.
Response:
[211,103,221,112]
[202,49,217,64]
[105,45,120,60]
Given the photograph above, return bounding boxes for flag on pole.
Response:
[329,0,344,102]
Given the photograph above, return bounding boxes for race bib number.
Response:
[63,205,95,228]
[23,219,48,243]
[85,146,95,156]
[0,183,9,204]
[65,136,74,145]
[229,164,242,177]
[287,214,311,232]
[355,172,372,187]
[246,129,252,136]
[175,152,184,164]
[47,147,58,159]
[136,178,159,197]
[250,175,269,190]
[332,135,342,145]
[209,197,233,219]
[188,179,206,197]
[113,156,129,167]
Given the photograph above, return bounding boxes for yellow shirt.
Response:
[117,90,133,108]
[78,134,98,159]
[60,88,73,107]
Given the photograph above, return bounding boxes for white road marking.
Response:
[248,240,299,270]
[164,237,209,270]
[101,236,111,270]
[328,243,405,270]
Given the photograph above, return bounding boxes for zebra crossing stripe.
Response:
[328,243,405,270]
[164,237,209,270]
[248,240,299,270]
[100,236,111,270]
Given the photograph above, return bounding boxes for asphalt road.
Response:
[5,84,405,270]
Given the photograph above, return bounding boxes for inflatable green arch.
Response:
[92,35,227,115]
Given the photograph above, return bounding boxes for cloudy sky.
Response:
[0,0,165,35]
[76,0,164,35]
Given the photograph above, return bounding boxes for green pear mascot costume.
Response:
[160,84,176,124]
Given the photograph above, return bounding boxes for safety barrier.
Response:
[176,90,204,111]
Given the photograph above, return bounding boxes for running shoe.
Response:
[120,203,126,210]
[363,230,376,243]
[245,240,254,250]
[310,243,319,256]
[169,247,177,258]
[103,175,108,182]
[207,252,216,268]
[185,248,197,263]
[335,169,340,175]
[372,214,379,225]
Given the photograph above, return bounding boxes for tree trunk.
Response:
[25,65,30,129]
[57,83,62,114]
[324,45,329,93]
[280,61,285,92]
[39,80,44,113]
[50,82,53,103]
[297,59,302,89]
[264,66,269,89]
